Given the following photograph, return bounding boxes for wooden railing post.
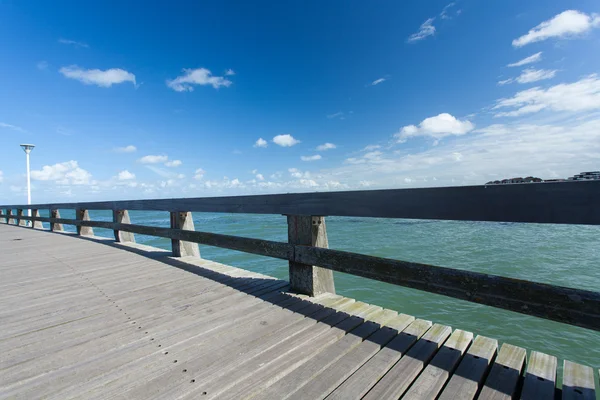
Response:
[113,210,135,243]
[287,215,335,296]
[16,209,27,227]
[169,211,200,257]
[50,209,64,232]
[31,209,43,229]
[75,209,94,236]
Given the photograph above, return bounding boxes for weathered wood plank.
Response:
[438,335,498,400]
[561,360,595,400]
[363,323,452,400]
[402,329,474,400]
[113,210,135,242]
[479,343,527,400]
[325,320,432,400]
[520,350,558,399]
[287,215,335,296]
[3,180,600,224]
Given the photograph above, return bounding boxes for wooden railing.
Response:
[1,181,600,331]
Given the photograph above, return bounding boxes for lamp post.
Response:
[20,144,35,226]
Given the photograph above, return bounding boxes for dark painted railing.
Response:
[1,180,599,331]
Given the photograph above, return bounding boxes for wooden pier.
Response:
[1,182,599,399]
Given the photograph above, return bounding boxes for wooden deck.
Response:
[0,224,596,399]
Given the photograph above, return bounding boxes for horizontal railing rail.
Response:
[2,180,600,224]
[2,181,600,331]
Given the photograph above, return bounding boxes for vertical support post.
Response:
[6,209,14,225]
[113,210,135,243]
[17,209,27,226]
[75,209,94,236]
[50,209,64,232]
[169,211,200,257]
[0,209,5,224]
[31,209,43,229]
[287,215,335,296]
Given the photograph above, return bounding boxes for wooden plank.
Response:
[402,329,474,400]
[287,215,335,296]
[520,351,557,399]
[285,313,415,400]
[479,343,527,400]
[561,360,595,400]
[362,323,452,400]
[438,335,498,400]
[3,180,600,225]
[295,246,600,331]
[308,318,432,400]
[113,210,135,242]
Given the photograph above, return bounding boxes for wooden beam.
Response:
[112,210,135,243]
[169,211,200,257]
[75,209,94,236]
[50,209,64,232]
[31,209,44,229]
[2,180,600,225]
[287,215,335,296]
[16,209,27,227]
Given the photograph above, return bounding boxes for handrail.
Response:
[3,210,600,331]
[2,180,600,224]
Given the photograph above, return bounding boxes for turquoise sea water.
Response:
[46,209,600,378]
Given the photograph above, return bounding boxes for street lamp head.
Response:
[20,144,35,154]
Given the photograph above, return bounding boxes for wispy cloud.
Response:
[225,69,235,76]
[60,65,136,87]
[440,2,456,20]
[327,111,345,119]
[58,38,89,48]
[0,122,27,133]
[254,138,268,148]
[138,155,168,164]
[301,154,322,161]
[497,68,558,85]
[316,143,336,151]
[37,61,48,70]
[273,134,300,147]
[512,10,600,47]
[166,67,232,91]
[507,52,542,67]
[165,160,182,167]
[371,78,386,86]
[114,145,137,153]
[407,18,436,43]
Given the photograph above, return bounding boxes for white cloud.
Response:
[273,134,300,147]
[59,65,136,87]
[31,160,93,185]
[407,18,436,42]
[316,143,336,151]
[166,67,232,91]
[498,78,513,86]
[138,155,168,164]
[493,75,600,117]
[516,68,558,84]
[114,145,137,153]
[371,78,386,86]
[225,69,235,76]
[58,38,89,48]
[117,170,135,180]
[327,112,345,119]
[507,52,542,67]
[301,154,322,161]
[0,122,26,133]
[440,2,456,19]
[256,173,264,181]
[396,113,475,142]
[194,168,206,180]
[254,138,268,148]
[0,170,3,183]
[165,160,182,167]
[37,61,48,70]
[512,10,600,47]
[363,144,381,151]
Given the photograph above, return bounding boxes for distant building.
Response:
[568,171,600,181]
[486,176,542,185]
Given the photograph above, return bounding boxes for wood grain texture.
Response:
[479,343,527,400]
[287,215,335,296]
[561,360,595,400]
[2,180,600,224]
[520,351,557,399]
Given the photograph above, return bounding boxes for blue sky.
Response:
[1,0,600,202]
